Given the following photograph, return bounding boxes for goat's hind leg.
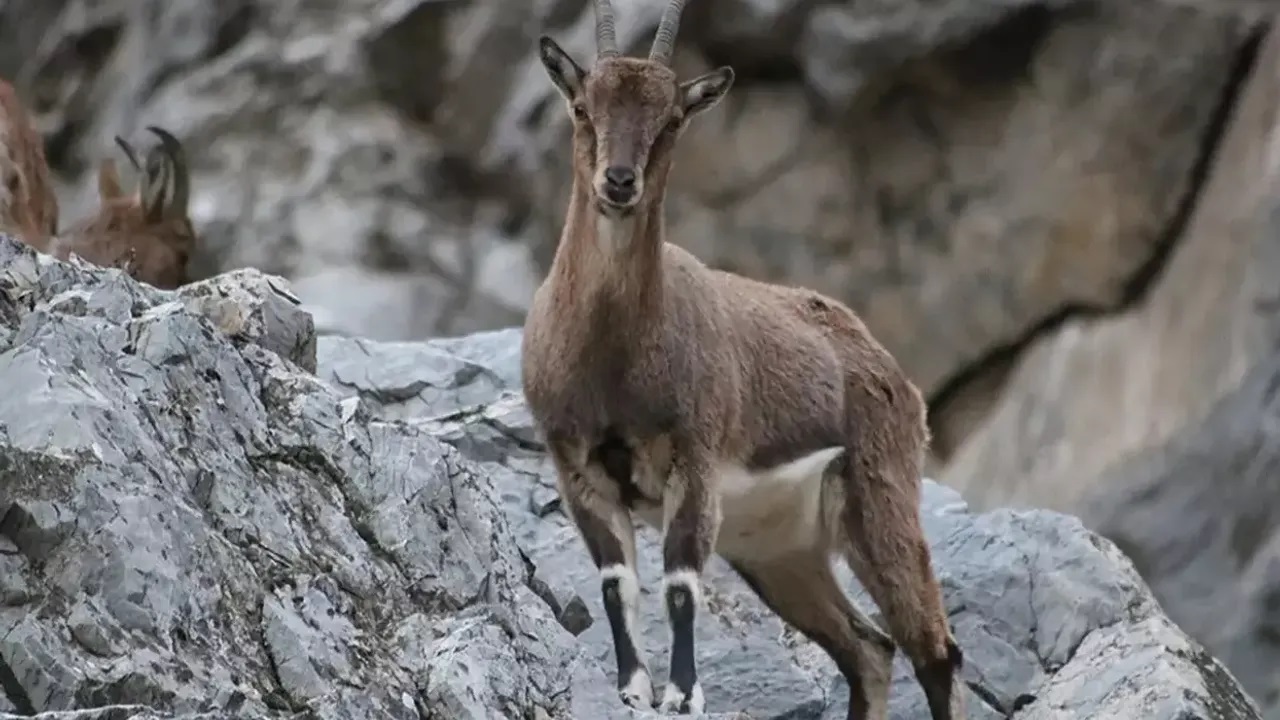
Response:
[552,454,654,708]
[730,552,894,720]
[840,463,965,719]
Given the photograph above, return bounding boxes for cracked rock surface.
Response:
[0,235,614,720]
[0,231,1263,718]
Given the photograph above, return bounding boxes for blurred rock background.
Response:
[3,0,1280,713]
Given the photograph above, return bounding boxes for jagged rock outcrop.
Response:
[0,236,614,720]
[942,20,1280,514]
[0,0,1260,411]
[2,0,1278,717]
[0,234,1263,718]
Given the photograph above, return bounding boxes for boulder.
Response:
[0,235,610,719]
[0,233,1261,718]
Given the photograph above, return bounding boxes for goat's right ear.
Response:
[538,36,586,103]
[115,136,142,171]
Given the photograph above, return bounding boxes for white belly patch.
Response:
[631,446,846,562]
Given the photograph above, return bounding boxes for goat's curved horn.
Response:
[648,0,685,64]
[594,0,618,58]
[114,136,142,171]
[146,126,189,218]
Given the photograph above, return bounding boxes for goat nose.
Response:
[604,166,636,189]
[602,166,637,204]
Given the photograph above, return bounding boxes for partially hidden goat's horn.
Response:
[595,0,618,58]
[146,126,189,216]
[649,0,686,65]
[114,136,142,171]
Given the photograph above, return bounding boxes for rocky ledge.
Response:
[0,234,1263,719]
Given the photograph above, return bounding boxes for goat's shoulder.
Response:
[50,229,133,268]
[520,276,616,442]
[54,203,151,269]
[55,203,134,257]
[520,278,569,395]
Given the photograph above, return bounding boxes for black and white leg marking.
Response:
[555,466,654,710]
[660,568,704,713]
[601,563,653,708]
[658,461,718,714]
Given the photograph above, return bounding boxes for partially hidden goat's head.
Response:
[107,126,190,224]
[62,125,195,289]
[538,0,733,216]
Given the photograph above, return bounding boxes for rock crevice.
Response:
[928,18,1272,463]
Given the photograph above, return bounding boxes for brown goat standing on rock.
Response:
[52,126,196,289]
[519,1,966,718]
[0,78,59,251]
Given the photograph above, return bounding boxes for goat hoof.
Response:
[618,668,654,709]
[657,682,704,714]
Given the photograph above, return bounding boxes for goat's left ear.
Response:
[97,159,126,201]
[538,36,587,103]
[680,66,734,118]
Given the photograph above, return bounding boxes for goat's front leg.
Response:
[554,461,654,709]
[658,456,720,714]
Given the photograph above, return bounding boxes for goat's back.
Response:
[678,244,927,468]
[0,79,58,249]
[55,205,194,289]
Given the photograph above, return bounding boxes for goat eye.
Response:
[572,105,588,121]
[664,118,682,135]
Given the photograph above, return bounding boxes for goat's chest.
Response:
[523,340,681,443]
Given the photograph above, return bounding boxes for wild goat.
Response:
[52,126,195,289]
[0,78,59,250]
[519,2,966,718]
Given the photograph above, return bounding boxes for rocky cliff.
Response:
[0,235,1263,719]
[936,12,1280,711]
[0,0,1261,404]
[4,0,1280,716]
[3,0,1276,486]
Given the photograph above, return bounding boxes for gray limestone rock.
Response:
[0,235,606,719]
[1083,350,1280,715]
[0,233,1263,718]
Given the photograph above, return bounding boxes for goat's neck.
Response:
[548,183,665,338]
